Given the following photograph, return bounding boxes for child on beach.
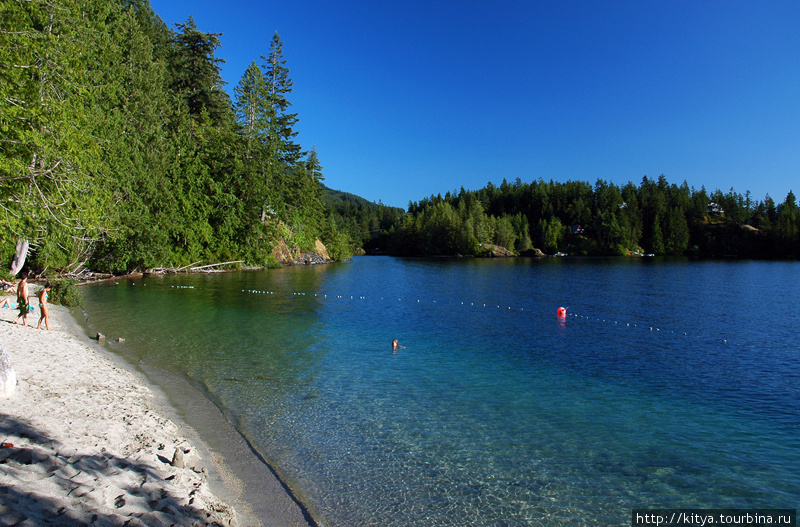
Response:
[12,272,29,326]
[37,283,52,331]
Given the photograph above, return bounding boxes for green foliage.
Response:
[540,217,566,254]
[323,229,355,262]
[322,186,405,253]
[169,16,232,126]
[1,0,352,273]
[49,279,82,307]
[2,0,795,269]
[386,176,800,258]
[0,0,114,271]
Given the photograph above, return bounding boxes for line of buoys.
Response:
[566,312,696,338]
[242,288,529,313]
[177,285,719,341]
[237,288,568,322]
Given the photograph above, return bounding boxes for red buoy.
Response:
[557,306,567,317]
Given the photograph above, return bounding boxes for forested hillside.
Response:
[0,0,350,274]
[386,176,799,258]
[321,187,405,253]
[3,2,796,275]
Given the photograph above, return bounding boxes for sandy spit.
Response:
[0,301,310,527]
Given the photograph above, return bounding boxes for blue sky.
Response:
[149,0,799,209]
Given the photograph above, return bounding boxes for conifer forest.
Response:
[2,1,797,277]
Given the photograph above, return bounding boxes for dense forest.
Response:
[386,176,799,258]
[0,0,354,275]
[2,1,797,280]
[321,188,405,253]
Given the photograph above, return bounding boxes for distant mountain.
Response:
[321,185,404,213]
[321,185,406,253]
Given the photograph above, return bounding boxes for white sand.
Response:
[0,301,282,526]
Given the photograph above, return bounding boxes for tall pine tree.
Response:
[260,32,303,222]
[169,16,232,127]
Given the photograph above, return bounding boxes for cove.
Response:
[77,257,800,526]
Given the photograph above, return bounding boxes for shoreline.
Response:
[0,301,314,526]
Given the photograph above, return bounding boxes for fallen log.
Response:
[189,261,244,271]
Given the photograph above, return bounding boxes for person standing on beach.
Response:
[13,272,29,326]
[36,283,52,331]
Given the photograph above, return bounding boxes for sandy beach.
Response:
[0,297,313,526]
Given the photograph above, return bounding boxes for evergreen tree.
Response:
[260,32,303,222]
[493,216,517,251]
[235,62,271,149]
[512,213,532,252]
[664,207,690,255]
[233,61,272,229]
[169,16,231,127]
[88,2,178,272]
[0,0,114,270]
[776,191,798,256]
[262,32,302,166]
[539,217,565,254]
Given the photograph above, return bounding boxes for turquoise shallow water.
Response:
[79,257,800,526]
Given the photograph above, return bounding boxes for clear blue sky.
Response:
[149,0,799,209]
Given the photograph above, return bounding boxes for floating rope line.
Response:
[157,285,728,344]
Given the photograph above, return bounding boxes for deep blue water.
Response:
[79,257,800,526]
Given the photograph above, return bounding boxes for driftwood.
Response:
[147,261,201,274]
[174,261,202,272]
[10,239,29,276]
[134,260,245,275]
[58,260,246,285]
[189,261,244,271]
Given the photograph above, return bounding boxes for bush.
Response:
[49,279,82,307]
[323,231,354,262]
[263,253,283,269]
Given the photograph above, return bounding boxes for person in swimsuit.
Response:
[37,282,52,330]
[0,278,16,309]
[13,272,29,326]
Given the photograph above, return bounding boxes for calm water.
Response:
[78,257,800,526]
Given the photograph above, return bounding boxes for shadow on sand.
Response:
[0,413,233,526]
